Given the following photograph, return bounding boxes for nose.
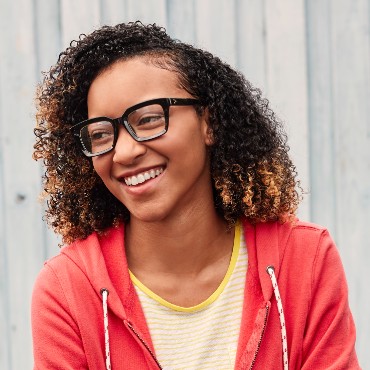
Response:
[112,126,147,165]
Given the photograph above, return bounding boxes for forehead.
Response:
[87,57,185,117]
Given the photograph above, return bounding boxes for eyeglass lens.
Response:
[79,103,166,155]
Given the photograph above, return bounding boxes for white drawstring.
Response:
[266,266,288,370]
[100,271,287,370]
[101,288,111,370]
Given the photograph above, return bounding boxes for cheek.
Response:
[169,133,209,172]
[92,156,111,180]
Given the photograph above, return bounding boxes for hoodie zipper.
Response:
[249,304,270,370]
[126,321,163,369]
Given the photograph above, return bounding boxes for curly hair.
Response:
[34,21,301,244]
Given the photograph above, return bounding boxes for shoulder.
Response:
[243,217,329,238]
[243,218,341,279]
[279,218,328,236]
[267,218,335,255]
[32,232,102,323]
[243,217,334,254]
[290,219,328,238]
[286,219,332,249]
[287,219,336,255]
[273,220,346,292]
[32,228,104,297]
[277,219,339,265]
[33,223,127,305]
[43,224,123,271]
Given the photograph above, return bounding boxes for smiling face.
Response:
[88,57,214,223]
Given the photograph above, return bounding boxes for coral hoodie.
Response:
[32,219,360,369]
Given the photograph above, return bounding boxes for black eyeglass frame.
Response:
[71,97,201,157]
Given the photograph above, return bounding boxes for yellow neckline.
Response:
[129,222,241,312]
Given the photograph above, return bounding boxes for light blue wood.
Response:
[167,0,196,44]
[0,0,46,367]
[235,0,267,90]
[125,0,167,25]
[33,0,65,260]
[305,0,337,235]
[0,0,368,367]
[60,0,101,49]
[0,142,10,370]
[329,0,370,361]
[195,0,237,67]
[34,0,63,74]
[0,5,11,368]
[264,0,310,220]
[100,0,128,25]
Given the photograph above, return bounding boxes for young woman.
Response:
[32,22,359,369]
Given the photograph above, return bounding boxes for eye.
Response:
[90,129,113,141]
[86,122,112,140]
[136,113,165,127]
[128,104,166,131]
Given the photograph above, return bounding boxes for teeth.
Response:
[124,168,163,186]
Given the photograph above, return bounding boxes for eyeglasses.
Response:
[71,97,201,157]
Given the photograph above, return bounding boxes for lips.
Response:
[124,167,164,186]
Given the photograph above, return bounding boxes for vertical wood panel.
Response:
[34,0,64,259]
[195,0,237,67]
[305,0,337,236]
[0,0,45,366]
[265,0,310,220]
[166,0,196,44]
[34,0,62,74]
[0,90,11,370]
[0,5,11,367]
[60,0,101,49]
[330,0,370,363]
[235,0,267,90]
[0,167,10,368]
[124,0,167,26]
[99,0,128,25]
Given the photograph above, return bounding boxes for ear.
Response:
[201,108,214,146]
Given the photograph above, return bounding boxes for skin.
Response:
[89,57,235,307]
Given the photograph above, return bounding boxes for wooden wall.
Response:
[0,0,368,367]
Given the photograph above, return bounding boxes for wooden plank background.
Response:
[0,0,368,367]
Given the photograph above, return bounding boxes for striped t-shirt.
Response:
[130,223,247,370]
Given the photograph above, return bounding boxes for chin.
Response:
[129,208,170,224]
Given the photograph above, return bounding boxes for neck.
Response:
[125,206,233,276]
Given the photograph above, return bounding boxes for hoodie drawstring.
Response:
[100,270,287,370]
[100,288,111,370]
[266,266,288,370]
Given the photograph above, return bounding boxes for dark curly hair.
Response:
[34,21,301,244]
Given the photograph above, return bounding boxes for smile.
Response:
[124,167,164,186]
